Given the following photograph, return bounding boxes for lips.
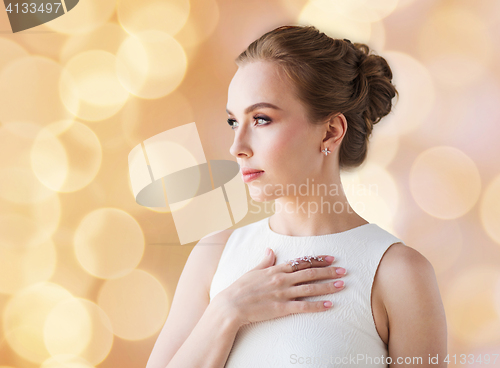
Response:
[241,167,264,175]
[241,170,264,183]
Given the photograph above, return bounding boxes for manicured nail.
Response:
[336,267,346,275]
[324,301,332,308]
[334,280,344,288]
[325,256,334,262]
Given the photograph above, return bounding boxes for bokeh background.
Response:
[0,0,499,367]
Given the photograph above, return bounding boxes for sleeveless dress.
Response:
[209,216,406,368]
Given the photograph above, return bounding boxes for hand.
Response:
[215,248,347,328]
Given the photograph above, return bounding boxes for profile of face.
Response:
[227,60,342,202]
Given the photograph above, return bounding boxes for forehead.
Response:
[227,60,297,112]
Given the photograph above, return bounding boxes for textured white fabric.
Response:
[209,216,406,368]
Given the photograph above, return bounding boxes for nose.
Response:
[229,129,252,158]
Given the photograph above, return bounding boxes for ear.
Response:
[322,113,347,148]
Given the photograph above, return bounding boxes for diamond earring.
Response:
[322,147,331,156]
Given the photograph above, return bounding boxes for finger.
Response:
[288,279,345,299]
[289,266,346,285]
[279,255,334,273]
[252,247,276,270]
[285,300,333,314]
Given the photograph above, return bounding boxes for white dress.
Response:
[209,216,406,368]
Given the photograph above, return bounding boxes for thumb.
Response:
[254,247,275,270]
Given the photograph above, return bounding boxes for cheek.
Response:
[265,127,312,173]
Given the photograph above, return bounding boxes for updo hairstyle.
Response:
[235,25,399,170]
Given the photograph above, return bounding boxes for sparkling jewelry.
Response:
[322,147,331,156]
[285,255,324,272]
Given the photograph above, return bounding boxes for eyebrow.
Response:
[226,102,282,115]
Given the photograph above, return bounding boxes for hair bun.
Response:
[352,43,398,134]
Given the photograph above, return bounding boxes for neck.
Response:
[269,177,368,237]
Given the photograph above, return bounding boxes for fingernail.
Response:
[324,301,332,308]
[334,280,344,288]
[336,267,346,275]
[265,247,271,256]
[325,256,334,262]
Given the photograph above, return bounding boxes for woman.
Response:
[146,25,447,368]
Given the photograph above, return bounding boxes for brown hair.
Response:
[235,25,399,171]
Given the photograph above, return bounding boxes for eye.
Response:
[254,115,271,125]
[227,118,237,129]
[227,115,271,130]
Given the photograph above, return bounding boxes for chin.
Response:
[248,188,278,203]
[247,187,266,202]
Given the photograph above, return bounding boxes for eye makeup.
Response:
[227,115,272,130]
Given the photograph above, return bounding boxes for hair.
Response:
[235,25,399,171]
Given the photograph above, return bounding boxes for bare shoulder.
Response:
[191,228,235,295]
[377,242,434,293]
[376,244,447,361]
[145,228,235,368]
[380,242,431,270]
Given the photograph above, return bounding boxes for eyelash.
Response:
[227,115,271,130]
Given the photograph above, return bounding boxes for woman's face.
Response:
[227,60,329,202]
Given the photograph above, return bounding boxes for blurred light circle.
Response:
[120,91,194,148]
[410,146,481,219]
[43,0,116,35]
[341,162,399,231]
[0,213,48,250]
[368,18,387,52]
[310,0,398,23]
[44,298,113,365]
[0,236,56,294]
[117,0,190,36]
[480,174,500,245]
[40,354,94,368]
[74,208,145,279]
[44,298,91,358]
[59,50,130,121]
[60,23,129,64]
[116,30,188,99]
[174,0,220,51]
[3,282,74,364]
[31,120,102,193]
[26,191,62,245]
[0,56,77,126]
[402,217,462,275]
[419,73,500,174]
[366,121,400,167]
[0,165,55,204]
[46,226,99,299]
[0,38,29,74]
[0,123,57,204]
[444,266,500,346]
[418,5,493,88]
[16,22,67,61]
[376,51,435,135]
[445,77,500,171]
[299,0,372,43]
[97,269,168,340]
